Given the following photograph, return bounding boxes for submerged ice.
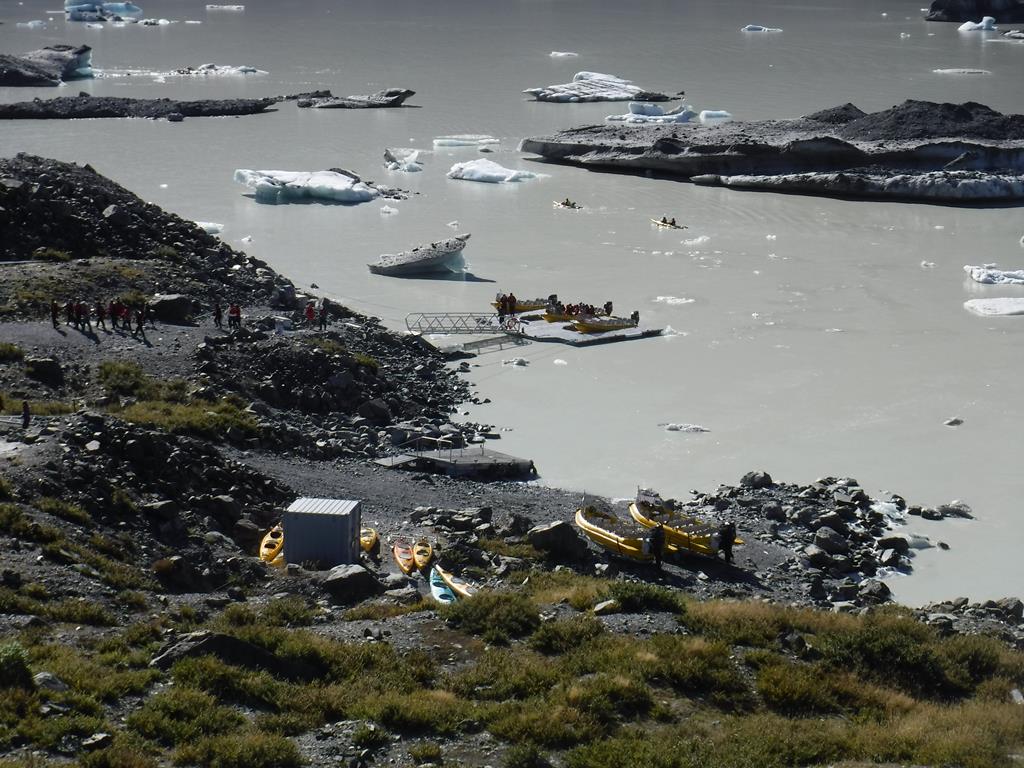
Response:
[233,169,379,204]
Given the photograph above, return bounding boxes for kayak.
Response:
[629,488,743,558]
[393,539,416,575]
[429,567,457,604]
[360,527,380,555]
[553,200,582,210]
[259,525,284,568]
[413,539,433,572]
[434,563,478,599]
[650,218,687,229]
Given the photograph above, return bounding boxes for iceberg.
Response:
[447,158,543,183]
[654,296,696,305]
[167,63,265,76]
[383,148,423,173]
[16,20,47,29]
[662,423,710,432]
[433,134,499,147]
[524,71,670,103]
[741,24,783,32]
[963,264,1024,284]
[549,51,579,57]
[194,221,223,234]
[932,68,992,74]
[206,4,244,9]
[65,1,142,20]
[958,16,997,30]
[699,109,733,124]
[233,169,380,205]
[606,102,697,124]
[963,297,1024,316]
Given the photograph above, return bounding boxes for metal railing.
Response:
[395,434,485,462]
[405,312,517,335]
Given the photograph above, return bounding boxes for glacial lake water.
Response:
[2,0,1023,605]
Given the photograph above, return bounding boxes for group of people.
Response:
[212,302,243,330]
[51,299,151,336]
[647,520,737,570]
[659,216,679,227]
[547,299,614,318]
[495,292,519,319]
[302,299,331,331]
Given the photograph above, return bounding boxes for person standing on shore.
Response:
[304,301,315,327]
[228,303,241,330]
[213,301,223,329]
[649,523,665,571]
[718,522,736,564]
[94,300,107,331]
[21,400,30,430]
[65,300,74,328]
[134,308,146,339]
[318,300,329,331]
[50,300,59,329]
[108,299,119,330]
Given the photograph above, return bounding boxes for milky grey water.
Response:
[2,0,1023,605]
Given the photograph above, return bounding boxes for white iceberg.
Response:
[194,221,223,234]
[383,148,423,172]
[958,16,997,30]
[549,51,579,57]
[606,102,698,124]
[963,298,1024,316]
[447,158,543,183]
[524,71,669,103]
[932,68,991,75]
[379,205,398,215]
[233,169,380,204]
[166,63,265,77]
[682,235,711,246]
[654,296,696,305]
[206,3,244,9]
[699,109,733,124]
[16,20,47,28]
[964,264,1024,284]
[741,24,782,32]
[433,134,499,148]
[662,423,710,432]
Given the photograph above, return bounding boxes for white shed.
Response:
[282,497,361,568]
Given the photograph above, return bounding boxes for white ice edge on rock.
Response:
[447,158,544,184]
[963,297,1024,316]
[606,102,698,124]
[963,264,1024,285]
[233,169,379,204]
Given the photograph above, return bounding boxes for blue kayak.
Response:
[429,567,456,604]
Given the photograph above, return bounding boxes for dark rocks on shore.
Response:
[926,0,1024,22]
[0,94,275,120]
[0,45,94,87]
[519,100,1024,203]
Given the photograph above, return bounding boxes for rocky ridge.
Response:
[0,94,275,120]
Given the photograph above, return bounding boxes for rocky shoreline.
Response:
[0,94,276,120]
[520,100,1024,203]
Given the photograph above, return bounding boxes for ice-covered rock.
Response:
[194,221,223,234]
[433,134,499,147]
[524,71,670,103]
[298,88,414,109]
[447,159,543,183]
[549,51,579,57]
[606,102,698,124]
[958,16,998,29]
[741,24,783,32]
[932,68,992,74]
[233,169,380,204]
[0,45,93,86]
[963,264,1024,284]
[963,297,1024,315]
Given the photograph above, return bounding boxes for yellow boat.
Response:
[491,297,548,313]
[434,563,478,599]
[360,527,380,555]
[629,489,743,558]
[259,525,285,568]
[413,539,433,572]
[575,497,660,562]
[572,316,638,334]
[542,312,573,323]
[393,539,416,575]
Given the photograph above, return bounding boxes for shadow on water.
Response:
[374,270,494,283]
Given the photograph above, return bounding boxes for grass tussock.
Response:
[0,343,24,363]
[0,394,75,416]
[173,731,303,768]
[521,571,606,611]
[127,688,245,745]
[32,496,91,526]
[117,398,256,439]
[343,599,433,621]
[529,615,605,655]
[98,361,188,403]
[441,592,541,644]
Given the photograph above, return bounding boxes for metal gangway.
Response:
[405,312,509,335]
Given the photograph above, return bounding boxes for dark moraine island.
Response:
[0,94,275,120]
[519,100,1024,203]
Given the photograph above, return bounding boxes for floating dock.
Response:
[375,445,534,479]
[517,317,663,347]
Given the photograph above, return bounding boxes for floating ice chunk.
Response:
[524,71,669,103]
[16,20,46,28]
[606,102,697,124]
[741,24,782,32]
[433,134,499,148]
[964,264,1024,284]
[139,18,172,25]
[682,235,711,246]
[944,417,963,427]
[383,148,423,172]
[963,298,1024,316]
[240,235,253,243]
[86,21,103,27]
[662,423,710,432]
[447,220,459,229]
[233,169,380,204]
[654,296,695,305]
[699,109,732,124]
[958,16,996,30]
[184,19,202,23]
[920,260,936,268]
[194,221,223,234]
[502,357,529,367]
[206,3,244,9]
[660,326,688,337]
[165,63,266,76]
[553,359,568,365]
[447,159,543,184]
[932,68,991,75]
[379,205,398,215]
[549,51,578,57]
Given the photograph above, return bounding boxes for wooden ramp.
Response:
[375,445,534,479]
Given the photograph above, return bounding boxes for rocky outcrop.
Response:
[926,0,1024,22]
[519,100,1024,203]
[0,45,93,87]
[0,94,274,120]
[297,88,415,109]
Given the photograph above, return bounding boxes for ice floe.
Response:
[963,298,1024,316]
[921,260,936,268]
[932,68,991,75]
[502,357,529,367]
[606,101,698,124]
[741,24,782,32]
[654,296,695,305]
[194,221,223,234]
[383,148,423,173]
[699,109,733,124]
[553,359,568,365]
[958,16,997,30]
[661,423,710,433]
[682,235,711,246]
[524,71,669,103]
[447,159,543,184]
[166,63,265,76]
[433,135,499,148]
[16,20,46,28]
[233,169,380,204]
[963,264,1024,284]
[549,51,579,57]
[206,4,244,9]
[379,205,398,215]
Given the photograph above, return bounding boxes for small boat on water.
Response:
[393,539,416,575]
[575,496,661,562]
[651,218,687,229]
[429,567,457,604]
[435,563,478,599]
[553,200,582,210]
[572,315,638,333]
[629,488,742,557]
[259,525,285,568]
[413,539,433,572]
[368,234,470,276]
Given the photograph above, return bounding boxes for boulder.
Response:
[876,534,911,554]
[739,470,773,489]
[813,526,849,555]
[322,564,384,605]
[858,579,892,603]
[102,204,131,227]
[82,733,113,751]
[762,501,786,522]
[150,294,197,325]
[527,520,588,560]
[24,356,63,386]
[995,597,1024,620]
[356,398,391,426]
[32,672,69,692]
[593,599,621,616]
[150,630,315,680]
